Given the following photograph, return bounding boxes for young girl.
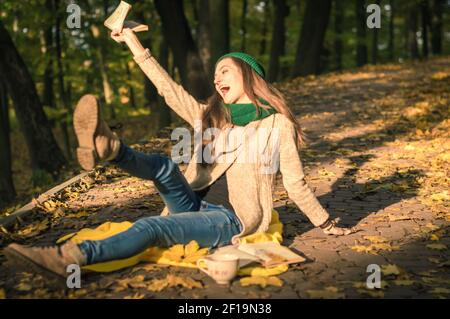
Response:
[4,27,352,278]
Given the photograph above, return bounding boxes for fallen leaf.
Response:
[381,264,401,276]
[351,243,400,254]
[146,278,168,292]
[167,274,203,289]
[184,240,200,257]
[306,286,344,299]
[0,288,5,299]
[240,276,283,288]
[15,282,32,292]
[352,281,388,289]
[182,248,209,264]
[64,211,90,219]
[429,234,440,241]
[357,289,384,298]
[429,288,450,295]
[392,279,415,286]
[428,258,441,264]
[426,243,447,251]
[147,274,203,292]
[124,293,145,299]
[363,236,388,244]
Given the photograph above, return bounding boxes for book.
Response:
[104,1,131,31]
[212,242,305,268]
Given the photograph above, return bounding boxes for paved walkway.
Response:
[1,57,449,299]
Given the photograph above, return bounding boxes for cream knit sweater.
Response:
[133,49,330,244]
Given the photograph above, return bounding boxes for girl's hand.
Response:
[111,27,135,43]
[320,218,356,236]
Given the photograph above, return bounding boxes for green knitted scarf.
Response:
[223,101,277,126]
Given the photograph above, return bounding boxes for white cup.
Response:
[197,254,239,285]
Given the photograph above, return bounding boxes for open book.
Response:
[212,242,305,268]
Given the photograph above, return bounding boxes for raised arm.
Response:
[112,28,206,127]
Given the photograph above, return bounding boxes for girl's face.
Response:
[214,58,250,104]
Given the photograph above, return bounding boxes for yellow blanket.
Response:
[57,209,289,276]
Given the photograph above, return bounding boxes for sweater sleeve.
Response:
[133,49,207,127]
[278,116,329,227]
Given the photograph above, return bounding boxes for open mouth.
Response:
[220,86,230,96]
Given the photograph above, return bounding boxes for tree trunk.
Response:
[259,0,270,56]
[292,0,332,77]
[55,3,72,160]
[240,0,248,52]
[334,0,344,70]
[408,4,419,59]
[0,20,66,175]
[196,0,230,77]
[430,0,443,55]
[209,0,230,71]
[421,0,431,58]
[154,0,212,101]
[388,0,395,61]
[371,0,380,64]
[42,0,55,110]
[268,0,289,82]
[125,60,136,109]
[0,80,16,204]
[356,0,368,67]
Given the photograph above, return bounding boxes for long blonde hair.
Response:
[200,57,305,166]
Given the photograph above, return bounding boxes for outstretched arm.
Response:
[278,115,353,236]
[111,28,206,127]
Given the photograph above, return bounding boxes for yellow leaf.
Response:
[147,278,169,292]
[240,276,283,288]
[429,234,440,241]
[147,274,203,292]
[429,288,450,295]
[393,279,414,286]
[363,236,388,244]
[426,243,447,250]
[425,223,439,231]
[351,243,400,254]
[64,211,90,219]
[353,281,388,289]
[168,244,185,257]
[15,282,32,291]
[167,274,203,289]
[428,257,441,264]
[161,251,183,262]
[124,293,145,299]
[0,288,5,299]
[430,191,449,202]
[357,289,384,298]
[306,286,344,299]
[184,240,200,257]
[431,71,450,80]
[182,248,209,264]
[381,264,401,276]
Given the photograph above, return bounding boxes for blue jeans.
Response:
[78,143,242,265]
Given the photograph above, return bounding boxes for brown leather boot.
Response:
[73,94,121,170]
[4,241,87,279]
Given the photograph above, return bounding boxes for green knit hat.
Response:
[216,52,266,78]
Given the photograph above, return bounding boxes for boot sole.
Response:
[73,94,100,171]
[3,247,68,289]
